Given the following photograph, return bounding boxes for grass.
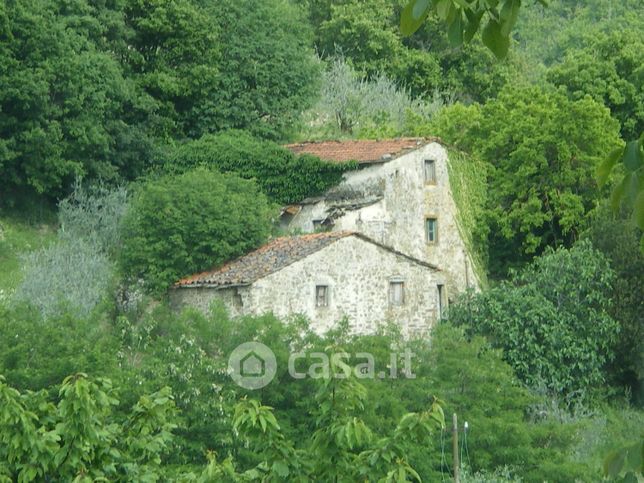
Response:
[0,212,57,296]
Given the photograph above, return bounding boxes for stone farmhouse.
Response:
[171,231,445,335]
[171,138,479,334]
[282,138,480,296]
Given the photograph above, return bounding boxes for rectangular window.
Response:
[437,284,445,319]
[389,281,405,306]
[424,159,436,183]
[426,218,438,243]
[233,288,243,308]
[316,285,329,307]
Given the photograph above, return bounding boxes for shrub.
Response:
[450,240,620,399]
[58,181,128,255]
[119,168,273,294]
[14,237,114,318]
[12,183,127,318]
[303,57,444,138]
[0,304,119,391]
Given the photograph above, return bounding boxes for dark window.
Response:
[424,159,436,183]
[437,284,445,319]
[426,218,438,243]
[316,285,329,307]
[233,288,243,308]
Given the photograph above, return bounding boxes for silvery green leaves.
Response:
[13,184,128,318]
[400,0,525,59]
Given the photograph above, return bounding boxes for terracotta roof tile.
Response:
[174,231,439,288]
[285,138,437,164]
[174,231,355,288]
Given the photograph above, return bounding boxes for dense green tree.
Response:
[450,241,620,399]
[547,31,644,139]
[313,0,442,96]
[515,0,644,66]
[119,168,273,294]
[307,0,520,102]
[431,85,621,274]
[123,0,220,139]
[414,323,591,481]
[200,0,319,140]
[0,0,152,203]
[585,204,644,403]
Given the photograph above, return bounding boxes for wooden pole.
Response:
[452,413,460,483]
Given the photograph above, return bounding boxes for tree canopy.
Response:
[119,168,273,294]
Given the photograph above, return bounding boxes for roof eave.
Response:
[173,282,252,290]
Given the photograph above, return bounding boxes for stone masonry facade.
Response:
[282,140,480,299]
[171,233,445,335]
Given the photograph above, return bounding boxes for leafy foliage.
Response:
[119,168,273,294]
[0,0,153,202]
[164,130,353,205]
[450,241,620,398]
[434,85,621,275]
[547,31,644,140]
[585,204,644,402]
[0,305,118,392]
[0,373,177,482]
[302,57,445,138]
[202,0,319,140]
[400,0,530,59]
[596,132,644,253]
[123,0,220,140]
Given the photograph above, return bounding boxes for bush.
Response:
[0,304,119,391]
[12,183,127,318]
[14,237,114,319]
[303,57,445,138]
[58,182,128,255]
[450,240,620,399]
[119,168,274,294]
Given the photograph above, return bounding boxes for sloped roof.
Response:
[285,138,436,164]
[174,231,438,288]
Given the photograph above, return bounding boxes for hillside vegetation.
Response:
[0,0,642,481]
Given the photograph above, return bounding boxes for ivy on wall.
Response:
[162,130,356,205]
[446,148,489,284]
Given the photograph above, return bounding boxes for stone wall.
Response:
[285,142,480,296]
[171,235,445,336]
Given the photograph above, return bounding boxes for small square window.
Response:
[426,218,438,243]
[424,159,436,183]
[389,281,405,306]
[316,285,329,307]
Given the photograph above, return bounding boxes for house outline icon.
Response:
[239,350,265,377]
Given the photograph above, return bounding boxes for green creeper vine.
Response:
[446,149,489,286]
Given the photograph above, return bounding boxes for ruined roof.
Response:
[285,138,436,164]
[174,231,438,288]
